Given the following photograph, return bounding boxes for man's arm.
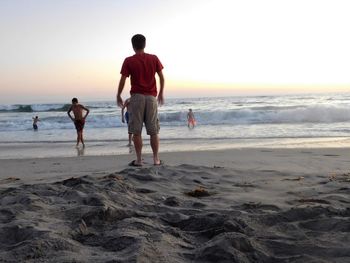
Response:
[117,75,127,108]
[67,106,74,121]
[157,70,165,105]
[81,105,90,119]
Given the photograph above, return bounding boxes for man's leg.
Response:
[76,132,79,146]
[150,134,160,165]
[128,133,132,146]
[144,95,161,165]
[128,94,145,165]
[80,131,85,147]
[133,134,143,165]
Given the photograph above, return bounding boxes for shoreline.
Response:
[1,147,349,184]
[1,136,350,160]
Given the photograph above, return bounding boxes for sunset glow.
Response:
[1,0,349,103]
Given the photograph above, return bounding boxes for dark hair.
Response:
[72,98,78,103]
[131,34,146,50]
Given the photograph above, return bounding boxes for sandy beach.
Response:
[2,0,350,261]
[0,148,349,262]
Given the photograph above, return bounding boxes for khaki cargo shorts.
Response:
[128,94,160,135]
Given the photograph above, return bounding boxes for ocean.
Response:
[1,93,350,158]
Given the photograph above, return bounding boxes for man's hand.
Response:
[117,95,124,108]
[156,70,165,106]
[157,93,164,106]
[117,75,127,108]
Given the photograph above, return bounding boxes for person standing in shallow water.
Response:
[117,34,165,166]
[67,98,89,147]
[187,109,196,129]
[32,116,40,131]
[121,98,133,146]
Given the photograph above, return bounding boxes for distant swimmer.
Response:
[32,116,40,130]
[121,98,133,146]
[187,109,196,129]
[67,97,90,147]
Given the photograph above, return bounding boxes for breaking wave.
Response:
[160,105,350,125]
[0,104,72,113]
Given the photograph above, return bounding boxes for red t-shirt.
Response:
[120,53,163,97]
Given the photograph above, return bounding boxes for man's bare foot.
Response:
[153,159,163,166]
[128,160,142,167]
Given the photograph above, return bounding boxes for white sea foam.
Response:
[0,94,349,142]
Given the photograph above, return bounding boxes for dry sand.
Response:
[0,148,349,262]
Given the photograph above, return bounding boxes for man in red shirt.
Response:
[117,34,165,166]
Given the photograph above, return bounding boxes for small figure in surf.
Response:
[187,109,196,129]
[67,98,90,147]
[32,116,40,131]
[121,98,133,146]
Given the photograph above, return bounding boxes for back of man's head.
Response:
[72,98,78,104]
[132,34,146,50]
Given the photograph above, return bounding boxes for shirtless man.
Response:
[67,98,89,147]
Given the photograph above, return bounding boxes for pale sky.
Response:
[0,0,349,103]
